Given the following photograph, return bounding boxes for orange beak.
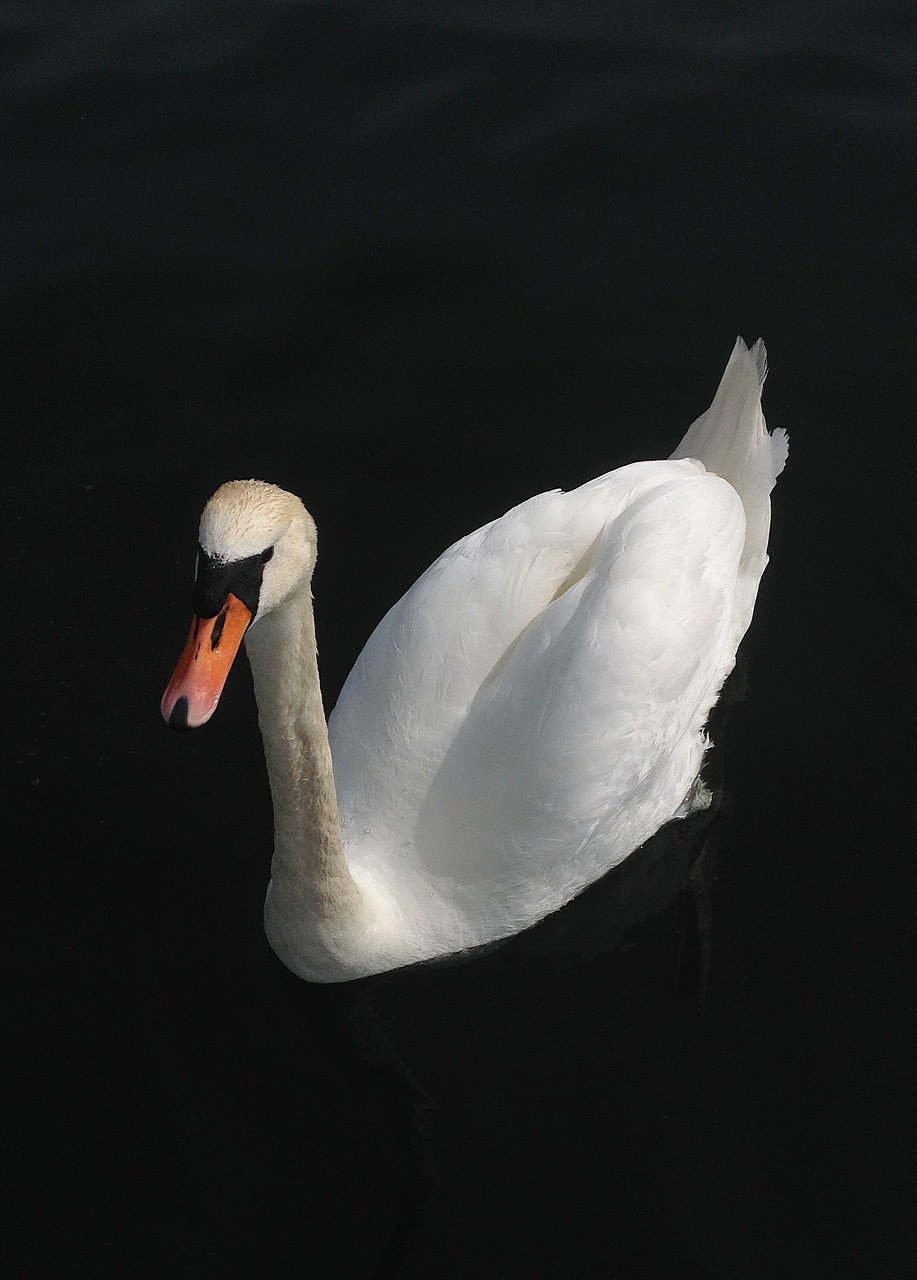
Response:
[161,593,252,729]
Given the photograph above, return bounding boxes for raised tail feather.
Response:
[670,337,788,578]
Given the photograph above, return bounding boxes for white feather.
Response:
[317,337,785,972]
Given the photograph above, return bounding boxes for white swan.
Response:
[162,338,787,982]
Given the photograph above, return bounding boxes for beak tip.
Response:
[165,695,191,731]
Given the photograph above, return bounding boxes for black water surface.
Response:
[5,3,915,1276]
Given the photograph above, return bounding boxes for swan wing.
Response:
[408,471,746,944]
[328,460,742,896]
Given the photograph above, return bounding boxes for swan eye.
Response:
[261,546,274,564]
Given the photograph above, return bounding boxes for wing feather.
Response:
[329,456,744,926]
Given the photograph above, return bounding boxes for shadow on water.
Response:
[278,656,747,1277]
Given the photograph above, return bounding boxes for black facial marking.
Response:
[210,607,227,651]
[168,696,190,731]
[192,545,273,617]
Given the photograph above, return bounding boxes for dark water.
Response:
[5,3,915,1276]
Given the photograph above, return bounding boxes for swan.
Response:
[161,338,787,983]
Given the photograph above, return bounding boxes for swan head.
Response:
[199,480,317,617]
[161,480,316,730]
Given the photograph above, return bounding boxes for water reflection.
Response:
[276,655,748,1275]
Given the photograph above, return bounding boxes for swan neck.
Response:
[245,584,360,920]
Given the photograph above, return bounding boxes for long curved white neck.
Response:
[244,584,363,933]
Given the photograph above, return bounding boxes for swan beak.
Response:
[161,593,252,730]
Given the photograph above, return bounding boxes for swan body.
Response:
[162,338,787,982]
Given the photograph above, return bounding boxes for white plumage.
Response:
[163,337,786,981]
